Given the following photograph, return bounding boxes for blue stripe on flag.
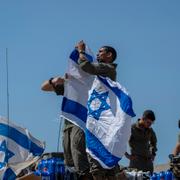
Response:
[84,53,93,62]
[61,97,87,123]
[3,167,16,180]
[86,129,121,167]
[98,76,136,117]
[69,49,93,64]
[0,123,44,156]
[69,49,79,63]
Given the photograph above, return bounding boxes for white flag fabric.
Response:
[61,47,95,129]
[86,76,136,168]
[0,116,45,179]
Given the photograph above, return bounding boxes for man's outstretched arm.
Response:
[41,77,65,95]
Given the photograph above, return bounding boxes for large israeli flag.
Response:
[0,116,45,179]
[61,45,135,168]
[86,76,136,168]
[61,47,95,129]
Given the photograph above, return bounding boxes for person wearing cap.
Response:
[125,110,157,174]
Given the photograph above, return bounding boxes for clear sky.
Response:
[0,0,180,166]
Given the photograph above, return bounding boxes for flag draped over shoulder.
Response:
[0,116,45,179]
[86,76,136,168]
[61,47,95,129]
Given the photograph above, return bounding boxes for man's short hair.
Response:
[142,110,156,121]
[102,46,117,62]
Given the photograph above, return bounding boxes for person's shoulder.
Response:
[108,63,117,68]
[111,63,117,67]
[149,127,156,134]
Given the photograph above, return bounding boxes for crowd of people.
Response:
[41,41,179,180]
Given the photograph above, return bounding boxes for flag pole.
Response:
[6,48,10,165]
[6,48,10,122]
[57,116,63,152]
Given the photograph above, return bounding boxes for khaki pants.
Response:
[87,154,120,180]
[129,156,154,173]
[63,125,90,176]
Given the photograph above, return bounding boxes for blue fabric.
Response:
[69,49,93,64]
[61,97,87,123]
[98,76,136,117]
[69,49,79,63]
[3,168,16,180]
[0,140,14,166]
[87,90,110,120]
[86,129,121,167]
[0,123,44,156]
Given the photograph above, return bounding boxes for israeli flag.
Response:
[86,76,136,168]
[0,116,45,179]
[61,45,135,168]
[61,47,95,129]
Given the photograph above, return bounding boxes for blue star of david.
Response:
[0,140,15,169]
[87,89,110,120]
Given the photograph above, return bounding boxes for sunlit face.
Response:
[96,48,112,63]
[143,118,154,128]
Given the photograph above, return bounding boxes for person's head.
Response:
[97,46,117,63]
[140,110,156,128]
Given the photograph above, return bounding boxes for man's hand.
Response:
[76,40,86,52]
[75,40,88,61]
[75,40,89,62]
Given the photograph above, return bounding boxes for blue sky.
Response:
[0,0,180,166]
